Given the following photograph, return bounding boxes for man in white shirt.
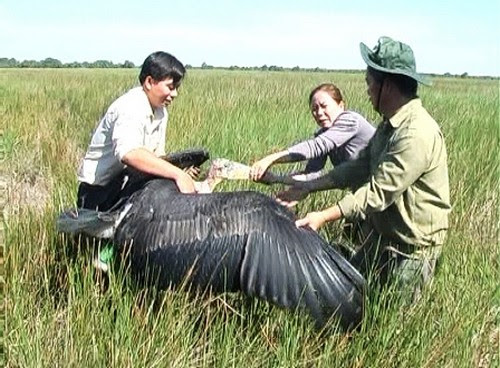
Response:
[77,51,197,211]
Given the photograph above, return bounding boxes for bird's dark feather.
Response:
[114,179,364,329]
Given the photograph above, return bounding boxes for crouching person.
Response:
[285,36,451,302]
[75,51,201,271]
[77,51,198,212]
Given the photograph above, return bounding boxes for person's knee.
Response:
[393,256,437,304]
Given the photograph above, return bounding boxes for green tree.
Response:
[19,60,38,68]
[0,58,18,67]
[92,60,114,68]
[64,62,81,68]
[122,60,135,68]
[40,57,62,68]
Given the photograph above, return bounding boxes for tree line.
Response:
[0,57,351,72]
[0,57,135,68]
[0,57,363,73]
[1,57,496,79]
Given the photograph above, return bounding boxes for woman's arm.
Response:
[250,150,300,181]
[287,116,358,160]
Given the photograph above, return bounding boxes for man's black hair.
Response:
[139,51,186,86]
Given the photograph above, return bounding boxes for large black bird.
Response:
[58,159,364,330]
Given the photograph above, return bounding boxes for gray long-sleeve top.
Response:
[287,111,375,179]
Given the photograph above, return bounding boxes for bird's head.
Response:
[208,158,251,180]
[195,159,252,194]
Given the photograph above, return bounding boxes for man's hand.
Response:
[193,180,210,194]
[275,187,309,207]
[296,205,343,231]
[295,211,328,231]
[184,165,201,179]
[175,171,196,193]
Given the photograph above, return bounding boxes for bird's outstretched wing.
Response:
[115,179,364,329]
[163,148,210,169]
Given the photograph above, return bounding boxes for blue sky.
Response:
[2,0,498,76]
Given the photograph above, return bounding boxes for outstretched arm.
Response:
[250,150,300,181]
[275,152,371,207]
[295,205,343,230]
[123,148,196,193]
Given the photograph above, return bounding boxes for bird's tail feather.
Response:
[56,208,118,238]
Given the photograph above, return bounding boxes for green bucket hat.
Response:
[360,36,431,86]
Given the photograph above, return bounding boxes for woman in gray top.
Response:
[250,83,375,183]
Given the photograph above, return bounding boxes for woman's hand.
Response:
[250,157,274,181]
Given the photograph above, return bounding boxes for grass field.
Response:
[1,68,498,367]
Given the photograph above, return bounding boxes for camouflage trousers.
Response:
[345,220,441,303]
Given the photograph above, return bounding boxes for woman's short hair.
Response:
[139,51,186,86]
[309,83,344,105]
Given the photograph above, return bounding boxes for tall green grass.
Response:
[2,69,498,367]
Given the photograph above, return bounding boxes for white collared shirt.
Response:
[78,87,168,185]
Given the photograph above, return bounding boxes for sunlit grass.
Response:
[2,68,498,367]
